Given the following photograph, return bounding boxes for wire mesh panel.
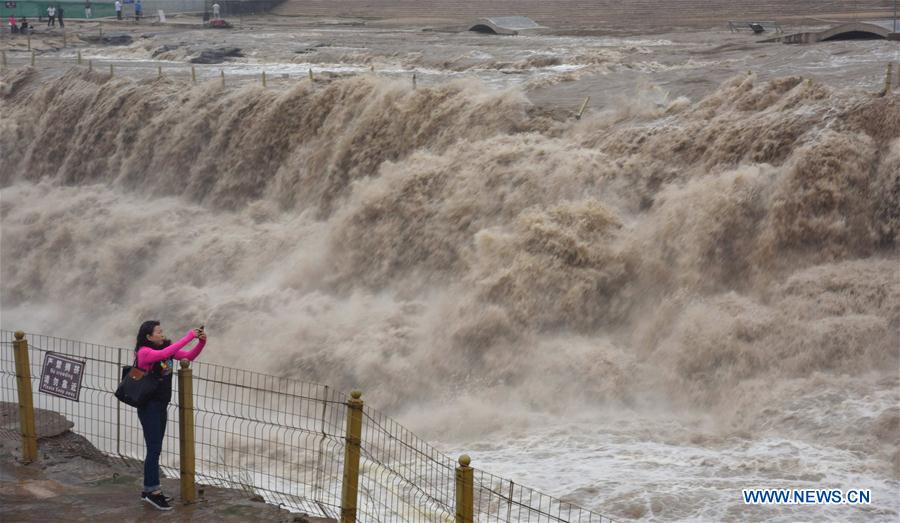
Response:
[473,469,614,523]
[0,331,134,463]
[356,407,457,521]
[187,360,348,516]
[0,330,613,522]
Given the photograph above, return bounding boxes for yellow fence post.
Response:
[30,51,35,67]
[220,69,225,87]
[412,73,417,90]
[177,360,197,503]
[576,96,591,120]
[308,68,313,81]
[455,455,474,523]
[116,349,122,456]
[883,63,893,96]
[77,50,82,65]
[884,63,894,95]
[261,70,266,87]
[109,64,114,77]
[12,332,38,463]
[191,65,196,84]
[340,390,363,523]
[157,65,162,79]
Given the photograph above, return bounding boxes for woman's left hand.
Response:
[199,332,207,341]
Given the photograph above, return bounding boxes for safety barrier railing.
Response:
[0,46,417,90]
[0,329,614,522]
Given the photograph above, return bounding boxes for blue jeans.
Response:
[137,400,168,492]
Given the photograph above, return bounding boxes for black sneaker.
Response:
[141,491,175,503]
[142,491,173,511]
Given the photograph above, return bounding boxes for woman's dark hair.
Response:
[135,320,161,351]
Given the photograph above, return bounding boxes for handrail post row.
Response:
[178,359,197,503]
[12,331,38,463]
[340,390,363,523]
[456,455,474,523]
[0,328,610,520]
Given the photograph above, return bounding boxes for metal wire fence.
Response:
[0,329,347,516]
[0,329,613,522]
[473,469,609,523]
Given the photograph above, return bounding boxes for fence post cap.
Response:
[179,359,190,368]
[350,390,362,400]
[458,454,471,467]
[14,331,25,340]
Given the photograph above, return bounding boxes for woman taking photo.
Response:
[133,320,206,510]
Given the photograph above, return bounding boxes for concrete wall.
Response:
[132,0,282,16]
[138,0,206,15]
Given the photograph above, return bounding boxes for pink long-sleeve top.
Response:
[136,331,205,371]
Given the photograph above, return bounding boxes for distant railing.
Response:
[0,329,613,522]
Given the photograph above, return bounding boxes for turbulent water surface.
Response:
[1,20,899,522]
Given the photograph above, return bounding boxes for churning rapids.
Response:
[1,37,899,521]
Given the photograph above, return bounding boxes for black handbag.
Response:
[114,357,159,407]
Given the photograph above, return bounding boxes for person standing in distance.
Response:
[46,5,56,27]
[133,321,206,510]
[115,0,122,20]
